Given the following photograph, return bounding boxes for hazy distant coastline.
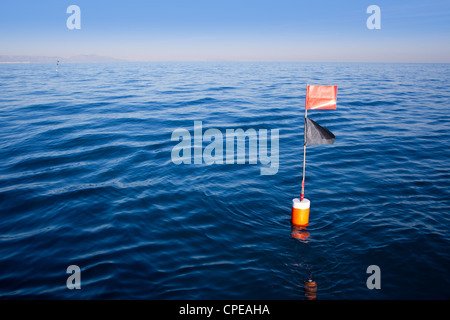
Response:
[0,54,125,63]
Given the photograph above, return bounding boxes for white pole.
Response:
[301,108,307,201]
[301,85,308,201]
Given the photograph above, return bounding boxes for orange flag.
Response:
[305,85,337,110]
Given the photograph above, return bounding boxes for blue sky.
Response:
[1,0,449,62]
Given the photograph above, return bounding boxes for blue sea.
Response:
[0,62,449,299]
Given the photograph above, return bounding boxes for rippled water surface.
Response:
[0,62,449,299]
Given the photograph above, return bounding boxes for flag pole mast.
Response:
[301,85,308,201]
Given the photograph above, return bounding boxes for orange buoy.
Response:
[291,198,310,226]
[304,279,317,300]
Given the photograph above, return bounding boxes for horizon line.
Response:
[1,60,450,64]
[1,54,450,64]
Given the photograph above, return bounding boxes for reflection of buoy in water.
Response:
[291,198,310,226]
[291,225,310,241]
[304,279,317,300]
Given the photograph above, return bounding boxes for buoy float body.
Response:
[291,198,310,226]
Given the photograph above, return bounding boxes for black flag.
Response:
[304,117,335,146]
